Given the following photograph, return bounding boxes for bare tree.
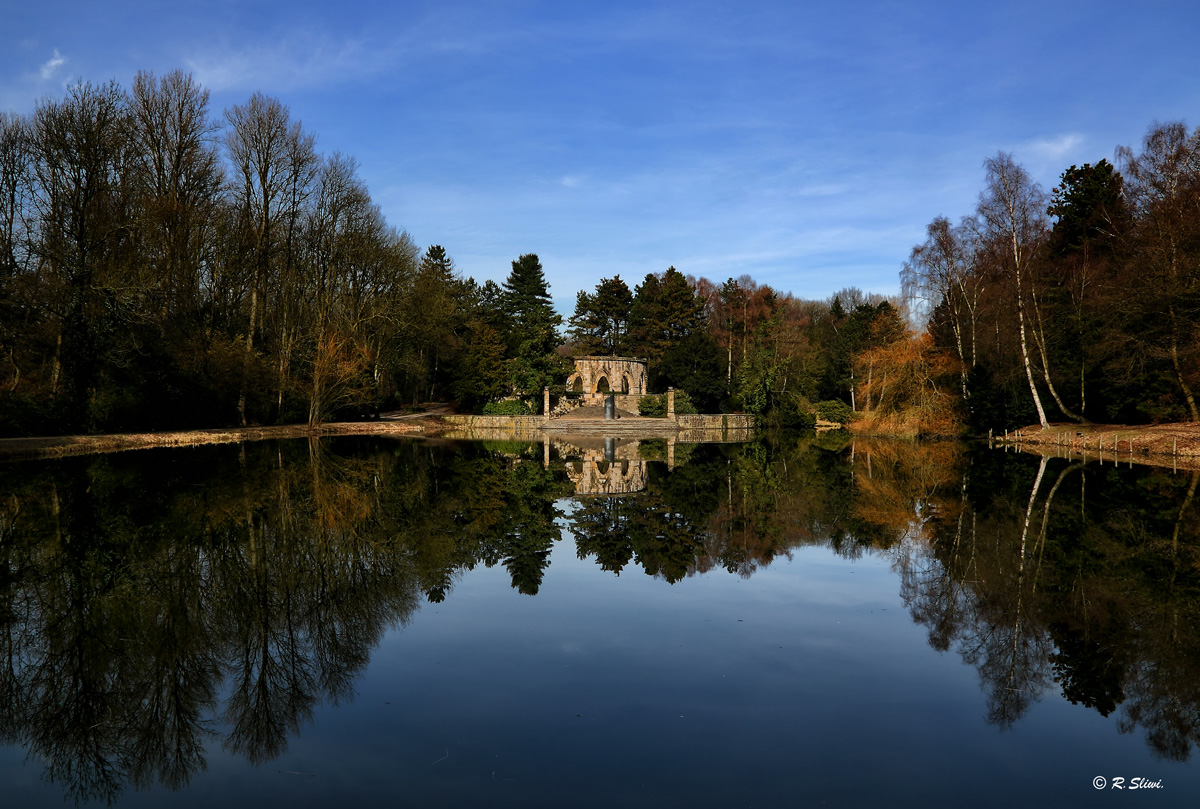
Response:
[29,80,131,425]
[302,153,375,425]
[902,214,986,399]
[0,113,34,279]
[0,112,35,389]
[127,70,223,326]
[224,93,317,424]
[976,153,1053,428]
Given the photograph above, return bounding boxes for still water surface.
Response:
[1,434,1198,806]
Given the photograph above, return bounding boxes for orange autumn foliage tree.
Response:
[853,331,962,436]
[308,331,373,427]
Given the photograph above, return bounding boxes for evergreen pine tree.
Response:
[629,266,705,362]
[501,253,561,355]
[498,253,568,398]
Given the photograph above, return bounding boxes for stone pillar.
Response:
[667,387,675,419]
[543,387,550,421]
[604,393,615,420]
[667,436,676,470]
[543,439,550,468]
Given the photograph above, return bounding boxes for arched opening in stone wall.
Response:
[564,357,647,405]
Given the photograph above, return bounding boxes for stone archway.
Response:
[566,356,648,405]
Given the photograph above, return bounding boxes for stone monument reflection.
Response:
[549,437,653,495]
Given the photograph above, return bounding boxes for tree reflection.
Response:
[0,438,570,802]
[3,432,1200,803]
[896,446,1200,758]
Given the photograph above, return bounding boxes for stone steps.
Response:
[553,405,639,420]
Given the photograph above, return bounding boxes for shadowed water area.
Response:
[1,434,1199,806]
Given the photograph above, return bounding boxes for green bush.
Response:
[636,438,668,459]
[776,399,816,429]
[482,398,533,416]
[638,394,666,417]
[481,440,537,455]
[638,390,699,416]
[816,399,854,425]
[673,390,699,415]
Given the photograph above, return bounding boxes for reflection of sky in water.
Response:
[4,540,1179,808]
[355,540,1197,806]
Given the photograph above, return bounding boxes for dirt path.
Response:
[379,404,452,420]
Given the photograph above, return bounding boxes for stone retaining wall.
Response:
[675,414,755,430]
[439,416,546,439]
[438,413,754,437]
[440,415,546,429]
[612,394,645,411]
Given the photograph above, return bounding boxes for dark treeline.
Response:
[0,69,969,436]
[572,121,1200,434]
[902,124,1200,433]
[567,268,910,424]
[0,70,917,434]
[3,72,1198,435]
[0,72,587,434]
[1,73,416,433]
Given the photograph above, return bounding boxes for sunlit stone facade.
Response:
[565,356,648,404]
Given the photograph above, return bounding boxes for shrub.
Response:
[638,394,666,417]
[816,399,854,425]
[776,398,816,429]
[673,390,699,415]
[638,390,700,416]
[482,398,532,416]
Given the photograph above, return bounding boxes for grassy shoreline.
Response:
[8,417,1200,472]
[995,422,1200,471]
[0,419,434,461]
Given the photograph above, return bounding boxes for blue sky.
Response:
[3,0,1199,312]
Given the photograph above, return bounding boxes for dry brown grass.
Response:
[0,420,429,461]
[848,409,962,439]
[999,422,1200,471]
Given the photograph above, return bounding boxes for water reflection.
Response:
[0,433,1198,802]
[553,437,649,495]
[893,449,1200,761]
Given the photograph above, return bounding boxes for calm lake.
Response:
[1,433,1198,806]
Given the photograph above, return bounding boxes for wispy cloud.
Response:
[1005,133,1091,184]
[183,33,394,94]
[39,49,65,80]
[0,50,69,112]
[1025,133,1084,161]
[792,182,851,198]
